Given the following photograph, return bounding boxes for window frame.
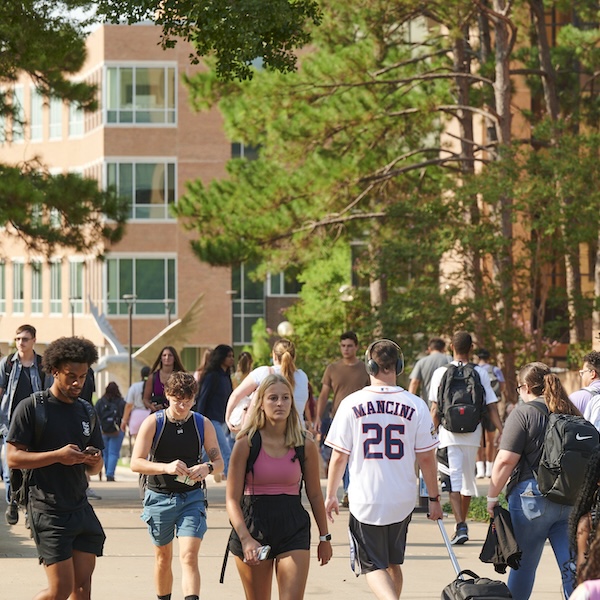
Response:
[104,63,178,127]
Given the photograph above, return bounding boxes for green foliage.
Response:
[96,0,321,81]
[0,165,128,256]
[0,1,128,254]
[442,493,508,523]
[250,318,273,368]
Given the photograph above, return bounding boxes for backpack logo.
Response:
[576,433,594,441]
[82,420,91,437]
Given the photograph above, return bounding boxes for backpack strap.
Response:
[522,401,549,481]
[149,410,167,458]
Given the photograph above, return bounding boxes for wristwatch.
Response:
[428,495,441,502]
[319,533,332,542]
[206,462,214,474]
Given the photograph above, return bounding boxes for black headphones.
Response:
[364,339,404,376]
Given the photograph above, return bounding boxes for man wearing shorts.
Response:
[429,331,503,545]
[325,339,442,599]
[131,372,223,600]
[6,336,105,600]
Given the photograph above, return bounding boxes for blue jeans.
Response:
[507,478,576,599]
[211,420,231,476]
[101,430,125,478]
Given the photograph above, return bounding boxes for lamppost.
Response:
[122,294,137,388]
[277,321,294,337]
[164,298,173,326]
[69,296,76,336]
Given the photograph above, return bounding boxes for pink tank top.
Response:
[244,447,302,495]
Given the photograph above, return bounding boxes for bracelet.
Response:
[428,495,441,502]
[487,496,499,502]
[206,462,214,474]
[319,533,332,542]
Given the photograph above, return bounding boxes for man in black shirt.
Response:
[0,324,49,524]
[6,336,105,600]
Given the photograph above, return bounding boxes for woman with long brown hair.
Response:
[486,362,579,599]
[143,346,186,411]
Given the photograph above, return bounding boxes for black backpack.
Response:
[528,403,600,505]
[219,431,306,583]
[10,391,96,507]
[97,399,121,434]
[437,362,486,433]
[4,352,46,389]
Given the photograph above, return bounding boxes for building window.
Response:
[231,142,260,160]
[12,86,24,143]
[49,97,63,140]
[0,262,5,313]
[268,270,302,296]
[69,102,84,137]
[69,260,84,314]
[106,65,176,125]
[30,86,43,141]
[13,261,24,313]
[31,260,43,314]
[50,261,63,314]
[106,161,176,220]
[106,256,176,315]
[232,263,265,346]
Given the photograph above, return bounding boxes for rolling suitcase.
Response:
[438,520,513,600]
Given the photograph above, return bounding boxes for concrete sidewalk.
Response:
[1,468,565,599]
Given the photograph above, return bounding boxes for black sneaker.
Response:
[450,522,468,545]
[5,501,19,525]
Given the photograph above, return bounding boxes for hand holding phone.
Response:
[83,446,100,456]
[256,545,271,560]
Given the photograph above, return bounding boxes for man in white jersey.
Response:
[325,339,441,600]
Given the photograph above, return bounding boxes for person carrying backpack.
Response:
[94,382,126,481]
[474,348,506,478]
[131,371,223,600]
[429,331,503,546]
[226,373,331,599]
[486,361,586,599]
[0,324,50,525]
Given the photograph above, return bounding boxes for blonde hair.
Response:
[238,373,305,448]
[273,338,297,388]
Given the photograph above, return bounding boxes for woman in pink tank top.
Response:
[226,373,332,599]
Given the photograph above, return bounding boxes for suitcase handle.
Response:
[437,519,463,578]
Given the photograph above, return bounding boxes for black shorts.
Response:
[30,503,106,566]
[437,447,453,493]
[348,512,412,575]
[229,494,310,559]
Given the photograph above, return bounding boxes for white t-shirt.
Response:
[125,380,146,410]
[251,365,309,419]
[428,361,498,448]
[325,385,439,526]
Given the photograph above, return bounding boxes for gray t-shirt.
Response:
[499,399,547,497]
[409,352,451,401]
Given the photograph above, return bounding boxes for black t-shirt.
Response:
[13,366,34,414]
[148,417,203,493]
[7,391,104,513]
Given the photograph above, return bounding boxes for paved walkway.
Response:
[1,469,565,599]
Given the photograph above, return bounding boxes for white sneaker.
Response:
[476,461,485,479]
[485,461,493,478]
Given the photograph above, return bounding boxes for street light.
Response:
[277,321,294,337]
[164,298,173,326]
[122,294,137,388]
[69,296,76,336]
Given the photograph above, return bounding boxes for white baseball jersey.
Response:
[325,385,439,526]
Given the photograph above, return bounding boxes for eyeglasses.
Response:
[579,368,594,377]
[515,384,525,394]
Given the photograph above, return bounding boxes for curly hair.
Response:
[580,521,600,583]
[42,337,98,373]
[238,373,304,448]
[164,371,198,401]
[570,449,600,573]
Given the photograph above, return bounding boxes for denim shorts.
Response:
[142,488,207,547]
